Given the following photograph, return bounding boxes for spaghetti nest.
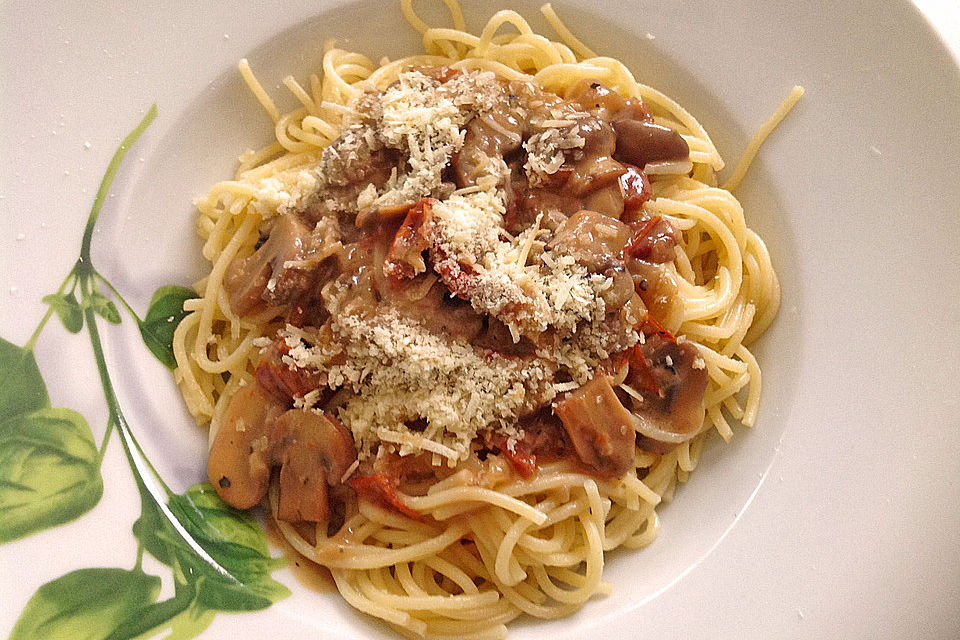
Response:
[172,2,786,638]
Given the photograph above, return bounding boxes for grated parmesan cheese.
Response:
[523,125,584,186]
[248,170,319,217]
[427,189,614,340]
[279,312,555,462]
[314,70,503,216]
[247,67,648,466]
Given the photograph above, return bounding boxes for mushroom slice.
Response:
[547,209,633,272]
[554,372,636,476]
[269,409,357,523]
[208,383,285,509]
[612,118,689,169]
[224,213,313,316]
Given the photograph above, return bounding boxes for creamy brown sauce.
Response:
[209,68,707,526]
[264,515,337,593]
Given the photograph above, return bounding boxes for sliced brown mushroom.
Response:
[207,383,285,509]
[612,118,689,169]
[553,372,636,475]
[208,384,358,523]
[269,409,357,523]
[566,79,631,116]
[581,181,625,219]
[547,209,633,272]
[627,331,709,454]
[563,117,625,196]
[224,213,313,316]
[506,180,580,233]
[626,259,683,333]
[454,105,524,188]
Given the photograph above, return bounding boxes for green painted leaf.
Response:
[135,483,289,612]
[171,485,289,611]
[42,293,84,334]
[0,337,50,422]
[156,599,216,640]
[88,291,122,324]
[9,568,160,640]
[107,590,215,640]
[138,285,197,369]
[173,483,274,560]
[132,489,174,567]
[0,408,103,543]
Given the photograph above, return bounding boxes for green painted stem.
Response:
[24,267,79,352]
[81,283,239,587]
[96,414,117,468]
[104,585,195,640]
[23,307,56,354]
[79,105,157,264]
[95,273,141,323]
[72,106,244,591]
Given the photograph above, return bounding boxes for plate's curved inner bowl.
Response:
[102,0,803,636]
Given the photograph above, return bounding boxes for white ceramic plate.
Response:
[2,1,958,638]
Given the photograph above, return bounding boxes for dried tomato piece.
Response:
[255,357,322,405]
[384,198,432,283]
[618,164,652,221]
[490,434,538,479]
[350,473,422,520]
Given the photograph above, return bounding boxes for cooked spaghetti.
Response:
[172,2,791,638]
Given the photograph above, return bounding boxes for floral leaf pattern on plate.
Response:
[0,338,50,423]
[135,483,290,612]
[87,291,122,325]
[0,407,103,544]
[40,293,84,334]
[8,568,162,640]
[4,106,289,639]
[0,337,103,544]
[139,286,198,370]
